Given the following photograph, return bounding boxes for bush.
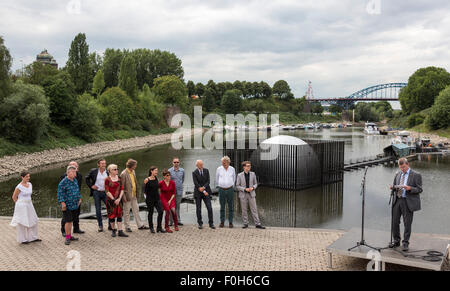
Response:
[98,87,135,128]
[70,93,102,141]
[221,89,243,114]
[135,84,165,126]
[425,86,450,130]
[42,74,77,124]
[0,81,50,143]
[407,113,426,128]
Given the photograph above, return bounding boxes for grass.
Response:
[0,125,176,158]
[409,124,450,138]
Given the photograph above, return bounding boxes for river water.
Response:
[1,128,449,235]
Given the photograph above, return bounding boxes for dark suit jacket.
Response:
[85,168,109,197]
[192,168,212,198]
[392,169,423,212]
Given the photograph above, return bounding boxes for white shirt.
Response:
[95,169,108,191]
[216,165,236,188]
[16,183,32,201]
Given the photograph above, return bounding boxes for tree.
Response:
[89,51,103,84]
[0,36,12,100]
[355,103,379,122]
[259,81,272,99]
[329,104,343,113]
[186,80,195,98]
[221,89,242,114]
[0,81,49,143]
[425,86,450,130]
[203,88,216,112]
[399,66,450,114]
[292,97,306,115]
[152,75,188,109]
[195,82,205,97]
[273,80,293,99]
[42,73,77,124]
[118,54,138,99]
[92,69,105,97]
[66,33,91,94]
[98,87,135,128]
[23,62,59,85]
[136,84,165,128]
[103,48,123,88]
[71,93,102,141]
[311,102,324,114]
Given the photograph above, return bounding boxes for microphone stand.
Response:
[348,166,380,252]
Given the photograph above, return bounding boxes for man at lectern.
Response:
[389,158,423,252]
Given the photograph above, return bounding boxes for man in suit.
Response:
[235,161,265,229]
[192,160,215,229]
[389,157,422,251]
[120,159,148,232]
[85,158,109,232]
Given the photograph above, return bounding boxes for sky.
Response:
[1,0,449,101]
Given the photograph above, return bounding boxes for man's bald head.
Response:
[196,160,203,168]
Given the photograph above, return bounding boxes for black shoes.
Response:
[65,236,78,245]
[73,229,85,234]
[198,225,203,229]
[389,241,401,248]
[108,225,112,231]
[256,225,266,229]
[402,243,409,252]
[157,228,166,233]
[150,227,156,234]
[242,224,248,229]
[65,239,70,245]
[112,229,117,237]
[229,223,234,228]
[219,222,225,228]
[70,236,79,241]
[138,226,149,230]
[209,225,216,229]
[98,226,103,232]
[178,222,184,226]
[118,230,128,237]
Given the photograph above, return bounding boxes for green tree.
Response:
[103,48,123,88]
[98,87,135,128]
[23,62,59,85]
[399,66,450,114]
[152,75,188,109]
[425,86,450,130]
[273,80,293,99]
[66,33,91,94]
[221,89,242,114]
[355,103,379,122]
[136,84,165,127]
[259,81,272,99]
[71,93,102,141]
[186,80,195,98]
[42,73,77,124]
[329,104,343,113]
[0,81,49,143]
[0,36,12,100]
[89,51,103,84]
[92,69,105,97]
[195,82,205,97]
[202,88,216,112]
[311,102,324,114]
[118,55,138,99]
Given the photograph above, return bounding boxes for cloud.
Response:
[1,0,449,100]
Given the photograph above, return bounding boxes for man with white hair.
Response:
[216,156,236,228]
[60,161,84,237]
[192,160,215,229]
[57,165,82,245]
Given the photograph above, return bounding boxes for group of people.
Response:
[10,155,267,246]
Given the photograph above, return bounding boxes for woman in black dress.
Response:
[144,166,165,233]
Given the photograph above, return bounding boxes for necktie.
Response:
[200,170,203,176]
[397,173,405,198]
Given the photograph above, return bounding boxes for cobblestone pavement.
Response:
[0,217,448,271]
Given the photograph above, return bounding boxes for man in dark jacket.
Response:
[192,160,215,229]
[389,158,423,251]
[60,161,84,236]
[85,158,109,232]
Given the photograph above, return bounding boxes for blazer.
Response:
[192,168,212,198]
[85,168,109,197]
[235,171,258,198]
[120,169,140,202]
[392,169,423,212]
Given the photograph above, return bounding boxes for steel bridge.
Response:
[307,83,408,109]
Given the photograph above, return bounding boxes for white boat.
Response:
[304,123,314,129]
[364,122,380,135]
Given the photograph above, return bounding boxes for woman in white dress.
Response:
[10,171,41,244]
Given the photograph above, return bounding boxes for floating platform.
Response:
[327,228,450,271]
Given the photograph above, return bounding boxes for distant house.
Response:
[191,95,200,100]
[36,49,58,69]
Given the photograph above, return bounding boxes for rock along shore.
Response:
[0,128,200,182]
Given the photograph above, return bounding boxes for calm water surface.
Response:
[1,128,449,235]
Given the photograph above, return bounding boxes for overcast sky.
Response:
[1,0,449,100]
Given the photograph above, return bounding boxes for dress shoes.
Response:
[229,223,234,228]
[198,225,203,229]
[118,230,129,237]
[402,243,409,252]
[219,222,225,228]
[389,241,400,248]
[73,229,85,234]
[242,224,248,229]
[209,225,216,229]
[256,225,266,229]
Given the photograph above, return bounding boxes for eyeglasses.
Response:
[173,161,180,164]
[112,168,118,171]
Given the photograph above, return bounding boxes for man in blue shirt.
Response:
[169,157,185,226]
[58,166,82,245]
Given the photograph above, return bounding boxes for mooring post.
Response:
[328,252,333,269]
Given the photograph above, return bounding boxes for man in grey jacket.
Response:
[389,158,423,251]
[235,161,265,229]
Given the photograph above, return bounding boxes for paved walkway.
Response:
[0,217,448,271]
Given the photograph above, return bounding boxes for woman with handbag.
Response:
[105,164,128,238]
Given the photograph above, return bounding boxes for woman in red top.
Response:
[159,169,179,233]
[105,164,128,238]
